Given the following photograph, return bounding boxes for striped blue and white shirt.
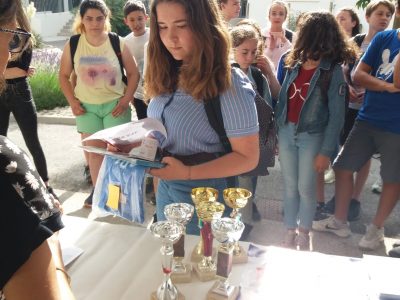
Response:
[148,68,259,155]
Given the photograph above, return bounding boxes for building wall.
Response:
[31,11,73,38]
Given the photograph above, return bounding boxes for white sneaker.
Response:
[358,224,384,250]
[324,167,335,184]
[312,215,351,237]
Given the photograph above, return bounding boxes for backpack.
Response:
[204,66,277,177]
[284,29,294,43]
[353,33,366,47]
[69,32,127,85]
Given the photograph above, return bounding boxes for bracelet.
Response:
[56,267,71,285]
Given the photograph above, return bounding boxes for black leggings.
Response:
[0,79,49,181]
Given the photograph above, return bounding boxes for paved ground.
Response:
[7,111,400,258]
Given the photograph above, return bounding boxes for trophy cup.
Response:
[164,203,195,283]
[150,220,185,300]
[207,217,245,300]
[193,201,225,282]
[190,187,218,263]
[223,188,251,264]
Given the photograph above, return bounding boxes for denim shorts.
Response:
[333,120,400,183]
[76,99,131,134]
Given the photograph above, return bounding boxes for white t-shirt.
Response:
[124,28,150,100]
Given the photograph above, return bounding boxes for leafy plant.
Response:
[356,0,371,9]
[30,48,68,110]
[105,0,130,36]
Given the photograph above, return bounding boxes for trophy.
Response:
[150,220,185,300]
[193,201,225,282]
[223,188,251,264]
[207,217,245,300]
[190,187,218,263]
[164,203,195,283]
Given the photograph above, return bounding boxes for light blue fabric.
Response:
[278,123,323,230]
[275,58,346,158]
[95,156,147,223]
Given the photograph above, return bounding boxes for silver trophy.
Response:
[150,220,185,300]
[164,203,195,283]
[207,217,245,300]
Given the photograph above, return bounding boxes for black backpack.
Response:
[204,66,277,177]
[69,32,127,85]
[284,29,294,43]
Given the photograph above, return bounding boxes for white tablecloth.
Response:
[59,216,251,300]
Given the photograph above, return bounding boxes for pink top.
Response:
[262,28,293,72]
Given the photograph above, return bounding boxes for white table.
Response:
[59,216,400,300]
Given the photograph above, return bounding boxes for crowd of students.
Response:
[1,0,400,298]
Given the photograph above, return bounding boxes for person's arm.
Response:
[149,133,259,180]
[111,44,140,117]
[58,42,85,116]
[256,54,280,99]
[353,61,400,93]
[3,237,75,300]
[4,67,28,79]
[394,54,400,88]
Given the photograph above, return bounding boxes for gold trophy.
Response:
[223,188,251,264]
[164,203,194,283]
[207,217,245,300]
[190,187,218,263]
[193,201,225,282]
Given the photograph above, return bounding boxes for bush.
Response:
[30,48,68,111]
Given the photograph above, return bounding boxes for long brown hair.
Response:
[286,11,358,68]
[145,0,231,100]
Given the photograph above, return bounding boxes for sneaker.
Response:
[281,229,297,248]
[83,189,94,208]
[358,224,384,250]
[324,197,335,214]
[296,232,311,251]
[392,241,400,248]
[47,186,59,201]
[312,215,351,237]
[83,165,92,185]
[252,202,262,222]
[347,199,361,221]
[324,167,335,183]
[371,178,382,194]
[388,246,400,258]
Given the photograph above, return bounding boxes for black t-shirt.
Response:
[6,48,32,72]
[0,135,63,290]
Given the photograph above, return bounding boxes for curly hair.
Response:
[285,11,358,68]
[145,0,231,100]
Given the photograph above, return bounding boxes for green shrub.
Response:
[30,48,68,111]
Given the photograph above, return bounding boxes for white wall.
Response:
[247,0,394,33]
[31,11,73,38]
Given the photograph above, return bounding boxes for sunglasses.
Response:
[0,28,32,53]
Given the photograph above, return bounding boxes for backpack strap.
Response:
[353,33,366,47]
[284,29,293,43]
[250,66,265,97]
[318,63,334,103]
[69,34,81,71]
[204,96,232,153]
[108,32,128,85]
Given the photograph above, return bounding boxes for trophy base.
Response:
[171,263,192,283]
[232,246,248,264]
[190,247,217,263]
[206,282,240,300]
[193,264,216,282]
[151,291,185,300]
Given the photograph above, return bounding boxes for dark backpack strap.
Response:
[353,33,366,47]
[284,29,293,43]
[69,34,81,71]
[108,32,128,85]
[319,63,334,103]
[250,66,265,97]
[204,96,232,153]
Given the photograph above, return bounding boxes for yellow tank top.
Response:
[74,34,125,104]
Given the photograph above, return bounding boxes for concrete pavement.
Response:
[7,114,400,259]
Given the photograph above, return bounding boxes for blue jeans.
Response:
[156,178,231,235]
[278,123,323,230]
